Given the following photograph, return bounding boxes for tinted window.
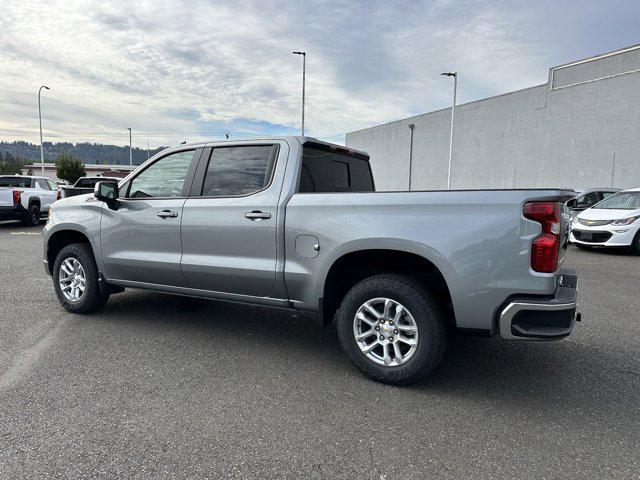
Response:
[575,192,600,208]
[299,147,373,193]
[128,150,194,198]
[0,177,32,187]
[75,178,101,188]
[201,146,275,196]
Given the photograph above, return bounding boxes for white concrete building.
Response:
[345,44,640,191]
[20,163,135,183]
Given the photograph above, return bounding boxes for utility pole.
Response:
[127,128,132,167]
[293,51,306,136]
[441,72,457,190]
[38,85,50,175]
[408,124,415,191]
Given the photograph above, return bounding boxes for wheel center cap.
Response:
[381,323,394,336]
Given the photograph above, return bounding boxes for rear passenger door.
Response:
[180,144,280,297]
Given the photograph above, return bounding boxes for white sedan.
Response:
[570,188,640,252]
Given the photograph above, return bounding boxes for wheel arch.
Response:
[319,246,455,328]
[46,228,95,275]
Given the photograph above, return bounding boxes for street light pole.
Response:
[408,124,415,191]
[38,85,50,176]
[293,51,306,136]
[127,128,132,167]
[441,72,457,190]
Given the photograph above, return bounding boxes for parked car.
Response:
[565,188,621,219]
[570,188,640,252]
[43,137,579,385]
[60,176,121,199]
[0,175,60,226]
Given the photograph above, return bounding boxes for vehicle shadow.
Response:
[95,290,640,427]
[0,220,44,229]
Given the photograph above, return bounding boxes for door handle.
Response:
[244,210,271,221]
[157,210,179,219]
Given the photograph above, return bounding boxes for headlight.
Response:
[611,216,640,226]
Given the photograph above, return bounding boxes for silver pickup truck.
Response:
[43,137,579,384]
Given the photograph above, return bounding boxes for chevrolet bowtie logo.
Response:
[587,220,595,225]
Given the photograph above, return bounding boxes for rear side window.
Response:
[299,146,373,193]
[0,177,32,188]
[200,145,276,197]
[47,179,58,191]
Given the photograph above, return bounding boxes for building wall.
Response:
[345,45,640,191]
[20,164,134,183]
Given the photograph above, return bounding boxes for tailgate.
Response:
[0,187,14,207]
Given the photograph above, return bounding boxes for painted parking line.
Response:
[10,232,41,235]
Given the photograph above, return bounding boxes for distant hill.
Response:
[0,140,167,166]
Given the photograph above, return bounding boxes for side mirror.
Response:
[94,181,119,209]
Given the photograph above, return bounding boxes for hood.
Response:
[54,192,94,207]
[577,207,640,221]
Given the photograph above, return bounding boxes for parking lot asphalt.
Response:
[0,220,639,479]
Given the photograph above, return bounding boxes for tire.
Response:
[52,243,110,313]
[23,204,40,227]
[631,232,640,255]
[335,274,447,385]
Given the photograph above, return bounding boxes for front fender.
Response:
[43,198,104,274]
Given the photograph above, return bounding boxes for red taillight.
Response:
[524,202,561,273]
[12,190,22,205]
[56,189,61,201]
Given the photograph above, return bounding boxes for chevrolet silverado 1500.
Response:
[43,137,579,384]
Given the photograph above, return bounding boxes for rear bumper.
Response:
[499,268,579,341]
[0,204,27,221]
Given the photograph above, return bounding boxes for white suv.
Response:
[570,187,640,252]
[0,175,60,226]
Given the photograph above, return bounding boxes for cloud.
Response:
[0,0,639,148]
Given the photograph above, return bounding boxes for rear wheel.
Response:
[53,243,110,313]
[23,204,40,226]
[335,274,447,385]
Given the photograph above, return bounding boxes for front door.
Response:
[100,149,198,287]
[180,145,280,297]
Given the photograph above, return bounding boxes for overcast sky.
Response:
[1,0,639,148]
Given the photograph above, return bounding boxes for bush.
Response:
[55,152,86,184]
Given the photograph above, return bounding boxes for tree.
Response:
[55,152,86,184]
[0,152,24,175]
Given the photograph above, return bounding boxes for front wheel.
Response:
[53,243,110,313]
[335,274,447,385]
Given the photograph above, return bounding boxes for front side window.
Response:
[201,146,275,197]
[127,150,194,198]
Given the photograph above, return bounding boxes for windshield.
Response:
[593,192,640,210]
[0,177,32,187]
